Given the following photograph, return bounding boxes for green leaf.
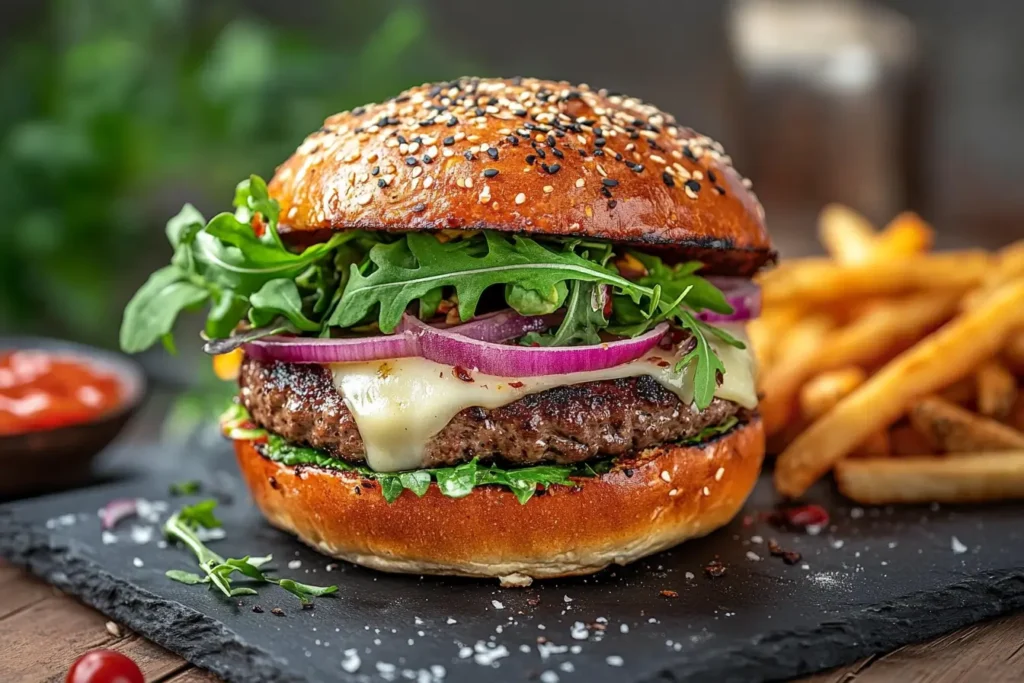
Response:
[434,460,477,498]
[417,287,444,319]
[675,310,727,411]
[398,470,431,497]
[379,476,405,504]
[206,289,249,339]
[249,279,319,331]
[215,556,269,581]
[119,266,209,353]
[166,204,206,250]
[522,281,607,347]
[277,579,338,603]
[680,415,740,445]
[166,569,204,585]
[169,480,201,496]
[229,587,260,597]
[178,499,222,530]
[330,232,647,333]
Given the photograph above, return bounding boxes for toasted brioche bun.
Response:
[268,77,773,275]
[234,416,764,581]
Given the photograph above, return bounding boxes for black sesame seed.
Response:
[513,108,528,117]
[607,199,618,209]
[631,163,644,173]
[683,147,697,161]
[422,155,434,164]
[715,185,726,195]
[600,186,612,198]
[707,169,718,183]
[551,148,564,159]
[602,178,619,187]
[397,135,408,145]
[546,134,556,147]
[377,178,388,188]
[443,136,455,146]
[474,107,485,117]
[593,149,605,157]
[612,152,623,161]
[578,149,588,157]
[662,171,675,187]
[463,151,475,161]
[447,117,458,127]
[685,179,701,193]
[546,163,561,174]
[525,154,537,165]
[405,156,418,166]
[594,137,606,147]
[371,166,380,176]
[352,106,366,116]
[487,147,499,160]
[483,168,499,178]
[412,202,426,212]
[506,135,518,145]
[593,126,603,136]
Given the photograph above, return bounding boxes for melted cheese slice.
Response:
[330,323,757,472]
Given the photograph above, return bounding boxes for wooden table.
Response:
[2,560,1021,683]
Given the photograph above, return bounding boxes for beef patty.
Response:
[239,357,744,468]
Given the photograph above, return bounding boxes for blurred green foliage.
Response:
[0,0,470,344]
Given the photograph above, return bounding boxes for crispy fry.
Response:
[961,242,1024,310]
[814,291,961,371]
[799,367,866,421]
[975,361,1018,420]
[758,252,991,307]
[909,396,1024,452]
[835,451,1024,504]
[852,430,891,458]
[747,305,804,373]
[774,279,1024,497]
[818,204,878,264]
[759,315,834,436]
[890,424,935,456]
[872,212,934,259]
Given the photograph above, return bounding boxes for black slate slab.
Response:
[2,444,1024,683]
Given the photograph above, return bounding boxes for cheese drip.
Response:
[331,323,757,472]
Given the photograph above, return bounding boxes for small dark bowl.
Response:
[0,337,146,498]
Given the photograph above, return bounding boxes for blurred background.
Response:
[1,0,1021,436]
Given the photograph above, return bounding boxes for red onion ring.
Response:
[399,315,669,377]
[700,277,761,323]
[100,498,138,530]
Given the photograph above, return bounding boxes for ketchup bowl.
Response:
[0,338,145,497]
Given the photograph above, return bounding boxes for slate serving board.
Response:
[2,442,1024,683]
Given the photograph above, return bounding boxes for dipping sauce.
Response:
[0,351,123,436]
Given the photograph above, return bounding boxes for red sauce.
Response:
[0,351,123,436]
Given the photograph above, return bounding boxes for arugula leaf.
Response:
[675,310,727,411]
[522,281,608,347]
[505,281,569,316]
[680,415,740,445]
[169,480,201,496]
[163,501,336,604]
[330,232,648,332]
[248,279,319,331]
[120,266,209,353]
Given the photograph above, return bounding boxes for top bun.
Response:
[269,77,773,275]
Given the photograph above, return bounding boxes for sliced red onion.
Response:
[100,498,138,530]
[400,315,669,377]
[242,310,560,364]
[700,277,761,323]
[242,333,415,364]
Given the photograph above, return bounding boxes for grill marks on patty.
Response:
[238,357,743,468]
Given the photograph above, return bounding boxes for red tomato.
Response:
[65,649,144,683]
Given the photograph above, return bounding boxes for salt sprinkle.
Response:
[540,672,559,683]
[746,551,761,561]
[132,557,144,568]
[685,571,695,580]
[491,600,505,610]
[101,531,118,545]
[288,560,302,569]
[951,536,968,554]
[606,655,624,667]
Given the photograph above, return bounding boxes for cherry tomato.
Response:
[65,649,144,683]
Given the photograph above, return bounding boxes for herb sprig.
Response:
[163,499,337,604]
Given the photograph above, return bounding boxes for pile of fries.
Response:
[752,204,1024,505]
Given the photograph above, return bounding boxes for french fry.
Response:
[799,367,866,421]
[872,212,934,259]
[852,430,891,458]
[961,241,1024,310]
[774,279,1024,498]
[890,424,935,456]
[835,451,1024,504]
[975,361,1018,420]
[813,291,961,371]
[909,396,1024,452]
[758,251,992,307]
[759,315,834,436]
[818,204,878,264]
[747,305,804,373]
[1009,394,1024,432]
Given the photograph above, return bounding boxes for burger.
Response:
[121,77,774,584]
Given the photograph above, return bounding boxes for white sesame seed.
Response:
[596,164,607,177]
[515,193,526,205]
[543,185,553,193]
[685,187,698,200]
[411,166,423,178]
[575,178,585,188]
[465,177,473,188]
[668,488,678,497]
[702,486,710,496]
[715,467,725,481]
[649,154,666,164]
[423,176,434,189]
[456,178,465,188]
[105,621,121,637]
[660,471,671,482]
[692,169,704,181]
[356,194,372,206]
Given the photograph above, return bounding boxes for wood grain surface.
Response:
[1,559,1020,683]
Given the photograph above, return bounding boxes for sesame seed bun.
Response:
[268,77,773,275]
[233,415,764,581]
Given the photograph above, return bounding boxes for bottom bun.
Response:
[235,415,764,581]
